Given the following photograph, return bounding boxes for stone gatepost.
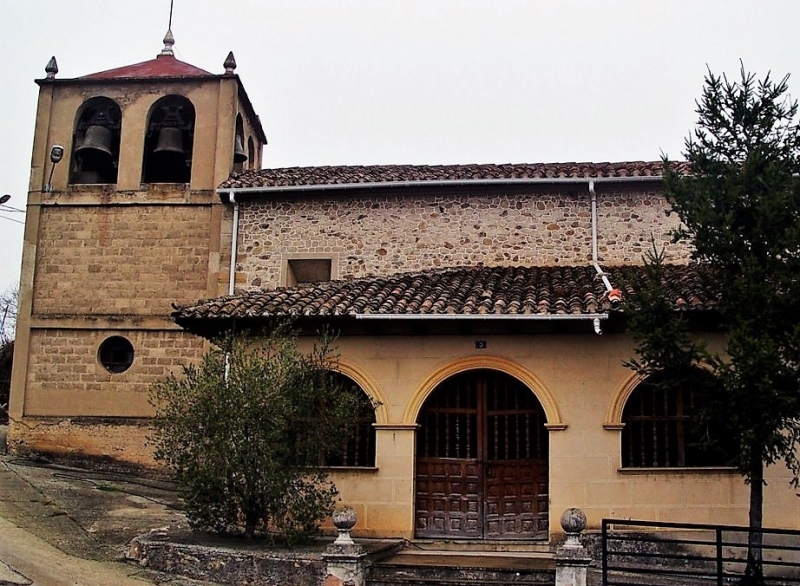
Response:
[322,506,367,586]
[555,508,593,586]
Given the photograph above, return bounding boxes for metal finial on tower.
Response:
[160,0,175,56]
[223,51,237,75]
[45,56,59,80]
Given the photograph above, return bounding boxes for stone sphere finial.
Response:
[224,51,237,75]
[45,56,58,80]
[560,508,587,549]
[332,506,357,546]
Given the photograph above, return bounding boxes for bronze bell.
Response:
[153,127,185,155]
[233,135,247,164]
[75,125,113,159]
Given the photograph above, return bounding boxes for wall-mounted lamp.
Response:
[45,145,64,193]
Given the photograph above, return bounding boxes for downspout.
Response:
[590,180,616,335]
[225,190,240,382]
[228,191,239,296]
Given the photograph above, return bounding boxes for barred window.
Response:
[293,373,376,468]
[324,373,376,467]
[621,372,726,468]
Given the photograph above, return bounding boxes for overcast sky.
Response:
[1,1,799,296]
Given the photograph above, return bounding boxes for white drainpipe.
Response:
[225,191,240,382]
[590,180,615,335]
[228,191,239,296]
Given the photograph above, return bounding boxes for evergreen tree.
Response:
[626,66,800,584]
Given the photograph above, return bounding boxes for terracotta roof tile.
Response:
[79,54,212,80]
[172,264,717,326]
[219,161,687,191]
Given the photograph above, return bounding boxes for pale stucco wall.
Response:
[316,333,800,538]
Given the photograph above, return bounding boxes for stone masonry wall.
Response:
[22,328,206,417]
[236,185,690,291]
[32,204,213,316]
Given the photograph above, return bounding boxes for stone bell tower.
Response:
[8,31,266,466]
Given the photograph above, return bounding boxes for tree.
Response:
[0,286,17,424]
[0,285,18,343]
[149,325,370,542]
[0,339,12,425]
[625,66,800,585]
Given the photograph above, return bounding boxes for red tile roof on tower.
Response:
[79,54,212,80]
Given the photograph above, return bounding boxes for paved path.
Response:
[0,516,155,585]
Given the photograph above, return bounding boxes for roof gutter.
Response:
[354,313,608,321]
[216,174,663,197]
[355,312,608,334]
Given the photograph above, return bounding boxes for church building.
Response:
[9,33,799,543]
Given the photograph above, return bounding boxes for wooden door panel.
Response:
[415,457,481,538]
[485,459,548,539]
[415,370,548,540]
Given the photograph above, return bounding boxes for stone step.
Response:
[367,551,555,586]
[409,540,553,554]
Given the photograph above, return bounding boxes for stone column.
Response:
[322,507,368,586]
[555,508,593,586]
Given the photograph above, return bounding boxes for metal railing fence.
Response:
[602,518,800,586]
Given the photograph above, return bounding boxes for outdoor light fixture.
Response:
[0,194,26,224]
[45,144,64,193]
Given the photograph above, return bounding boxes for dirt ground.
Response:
[0,453,607,586]
[1,456,187,560]
[0,454,221,584]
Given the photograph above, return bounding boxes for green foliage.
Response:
[624,243,708,376]
[659,64,800,482]
[628,65,800,583]
[149,325,367,542]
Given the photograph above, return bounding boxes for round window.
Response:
[98,336,134,373]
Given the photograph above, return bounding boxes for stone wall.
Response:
[7,418,157,468]
[22,328,206,417]
[32,203,214,316]
[236,185,690,291]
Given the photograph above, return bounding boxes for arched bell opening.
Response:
[247,136,256,170]
[232,114,247,173]
[414,369,549,540]
[142,95,195,184]
[70,97,121,185]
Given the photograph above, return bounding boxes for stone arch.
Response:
[604,371,645,430]
[233,114,246,173]
[70,96,121,184]
[333,359,389,425]
[247,136,256,169]
[403,355,564,429]
[141,94,196,183]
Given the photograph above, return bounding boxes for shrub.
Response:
[149,326,367,542]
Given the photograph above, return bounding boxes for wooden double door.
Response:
[414,370,549,540]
